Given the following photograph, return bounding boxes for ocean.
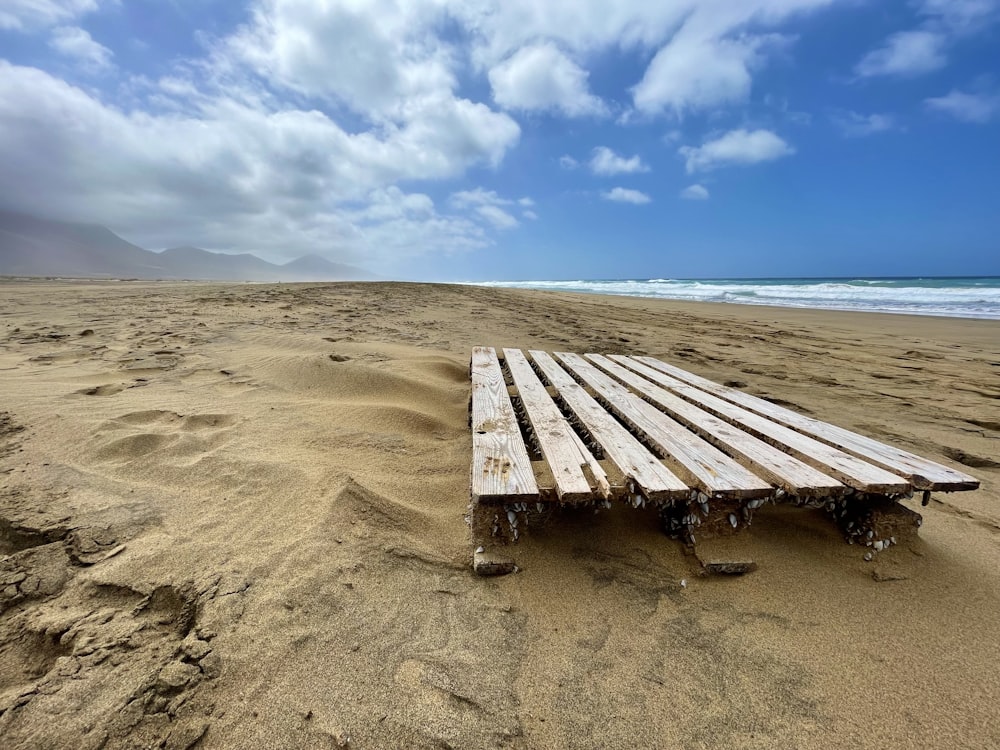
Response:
[471,277,1000,320]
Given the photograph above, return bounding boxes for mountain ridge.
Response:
[0,210,377,281]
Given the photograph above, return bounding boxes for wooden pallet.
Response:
[469,347,979,572]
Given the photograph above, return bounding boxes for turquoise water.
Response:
[472,277,1000,319]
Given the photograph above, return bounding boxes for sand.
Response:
[0,279,998,749]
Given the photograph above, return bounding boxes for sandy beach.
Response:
[1,279,998,749]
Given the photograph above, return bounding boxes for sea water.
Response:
[471,277,1000,320]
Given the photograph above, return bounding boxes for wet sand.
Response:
[1,279,998,749]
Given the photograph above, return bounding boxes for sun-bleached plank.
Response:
[503,348,597,502]
[529,350,688,501]
[470,346,538,502]
[586,353,844,496]
[612,356,909,494]
[630,355,979,492]
[556,352,771,499]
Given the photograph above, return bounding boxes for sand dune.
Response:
[0,279,998,749]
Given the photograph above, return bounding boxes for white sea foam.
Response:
[468,278,1000,319]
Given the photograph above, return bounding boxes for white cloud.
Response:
[632,35,762,117]
[0,62,515,268]
[589,146,649,176]
[522,209,538,220]
[0,0,868,271]
[224,0,457,118]
[49,26,114,71]
[475,204,520,229]
[855,30,946,77]
[920,0,1000,30]
[0,0,97,30]
[449,188,525,229]
[854,0,999,78]
[679,129,794,173]
[925,89,1000,123]
[602,187,651,204]
[488,42,605,117]
[559,155,579,169]
[833,111,897,137]
[680,184,709,200]
[517,197,535,206]
[450,189,507,208]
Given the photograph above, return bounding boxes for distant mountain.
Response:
[0,210,163,278]
[281,253,372,281]
[157,246,283,281]
[0,210,376,281]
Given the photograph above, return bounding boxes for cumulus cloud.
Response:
[455,0,842,119]
[0,0,878,270]
[223,0,457,117]
[559,155,579,169]
[0,62,517,267]
[489,42,605,117]
[855,0,999,78]
[679,129,794,173]
[602,187,651,204]
[832,111,897,137]
[680,184,709,200]
[449,188,527,230]
[0,0,98,30]
[589,146,649,176]
[49,26,114,71]
[632,35,762,117]
[854,30,946,77]
[925,89,1000,122]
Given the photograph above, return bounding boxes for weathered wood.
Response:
[503,348,595,503]
[630,355,979,492]
[568,425,613,499]
[587,354,844,496]
[555,352,772,499]
[611,355,910,494]
[702,560,758,575]
[529,350,688,501]
[470,346,538,502]
[473,549,517,576]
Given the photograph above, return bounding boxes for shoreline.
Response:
[462,276,1000,321]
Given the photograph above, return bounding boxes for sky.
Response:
[0,0,998,281]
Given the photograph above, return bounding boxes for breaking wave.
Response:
[469,277,1000,319]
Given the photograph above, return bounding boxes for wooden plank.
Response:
[611,356,910,494]
[586,354,844,496]
[567,429,613,500]
[555,353,772,499]
[470,346,538,502]
[529,350,689,501]
[630,355,979,492]
[503,348,596,502]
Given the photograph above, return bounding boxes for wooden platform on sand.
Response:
[468,347,980,573]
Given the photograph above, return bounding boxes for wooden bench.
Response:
[469,347,979,573]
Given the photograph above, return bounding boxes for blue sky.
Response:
[0,0,998,280]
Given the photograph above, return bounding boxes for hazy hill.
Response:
[0,210,376,281]
[0,210,162,278]
[157,246,282,281]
